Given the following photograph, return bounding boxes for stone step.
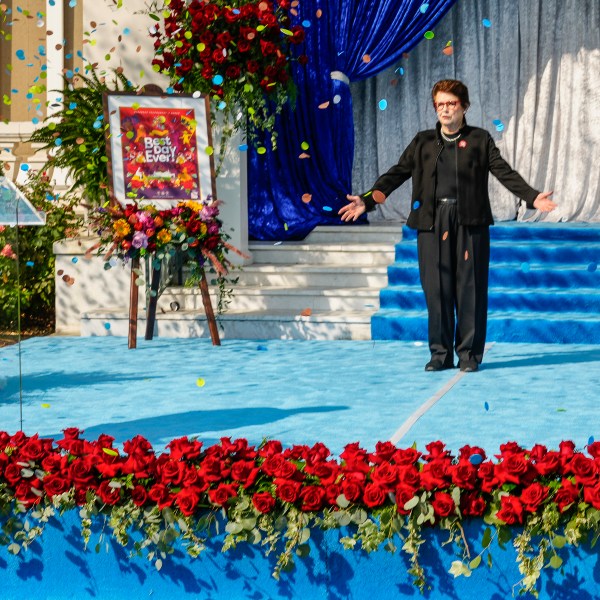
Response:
[304,222,404,244]
[231,264,389,288]
[248,242,395,266]
[81,308,375,341]
[159,286,380,312]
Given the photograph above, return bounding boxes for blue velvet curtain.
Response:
[248,0,457,240]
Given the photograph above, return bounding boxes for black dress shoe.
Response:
[459,360,479,372]
[425,359,454,372]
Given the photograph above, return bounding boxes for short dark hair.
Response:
[431,79,470,109]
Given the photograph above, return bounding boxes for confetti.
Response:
[378,99,388,110]
[589,436,595,445]
[413,200,421,209]
[239,144,248,151]
[442,45,453,56]
[484,401,489,411]
[420,3,429,13]
[587,263,597,272]
[469,453,483,465]
[442,231,449,241]
[257,147,267,155]
[298,152,310,159]
[274,241,283,246]
[57,270,64,276]
[302,193,312,203]
[300,141,309,151]
[333,95,341,104]
[256,345,268,351]
[372,190,386,203]
[104,322,111,330]
[316,9,322,18]
[464,250,469,261]
[318,101,330,109]
[362,54,371,63]
[521,262,530,273]
[41,403,51,409]
[205,146,214,156]
[493,119,504,132]
[424,31,434,40]
[482,18,492,28]
[103,448,119,457]
[300,308,312,317]
[26,261,34,267]
[322,206,333,212]
[212,74,224,85]
[196,378,206,388]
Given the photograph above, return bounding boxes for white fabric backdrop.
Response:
[351,0,600,223]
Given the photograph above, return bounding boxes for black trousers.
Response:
[417,203,490,365]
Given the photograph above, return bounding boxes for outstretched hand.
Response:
[339,194,366,222]
[533,191,557,212]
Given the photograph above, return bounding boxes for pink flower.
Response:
[1,244,16,259]
[131,231,148,249]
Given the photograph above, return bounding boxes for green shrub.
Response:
[0,172,81,333]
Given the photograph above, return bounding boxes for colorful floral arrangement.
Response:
[148,0,307,155]
[90,199,242,310]
[1,430,599,596]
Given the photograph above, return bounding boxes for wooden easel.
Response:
[128,258,221,348]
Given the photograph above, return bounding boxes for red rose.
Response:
[290,25,305,44]
[298,54,309,66]
[423,441,450,462]
[362,483,386,508]
[158,458,185,486]
[259,440,283,459]
[370,462,397,491]
[496,452,534,486]
[19,435,51,462]
[420,459,450,491]
[496,495,524,525]
[461,492,487,517]
[325,483,341,505]
[559,440,576,466]
[273,459,298,480]
[450,459,478,490]
[431,491,455,518]
[43,473,71,498]
[260,40,277,56]
[252,491,276,514]
[14,481,41,506]
[584,483,600,510]
[397,466,420,488]
[300,485,326,512]
[166,437,203,461]
[212,49,227,65]
[201,66,214,80]
[497,441,523,456]
[341,479,363,503]
[199,455,229,482]
[246,60,260,74]
[176,486,203,516]
[231,460,260,489]
[520,482,550,512]
[393,448,421,466]
[225,65,241,79]
[176,58,194,74]
[97,480,121,506]
[208,483,238,507]
[148,483,174,509]
[131,485,148,507]
[42,453,68,475]
[395,484,418,515]
[4,462,24,486]
[275,478,302,503]
[216,31,232,47]
[259,13,277,28]
[478,461,500,493]
[237,39,251,53]
[534,451,562,476]
[305,461,339,486]
[458,445,487,462]
[554,479,580,512]
[587,441,600,459]
[223,7,241,23]
[569,453,598,486]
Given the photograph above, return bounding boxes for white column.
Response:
[45,0,64,116]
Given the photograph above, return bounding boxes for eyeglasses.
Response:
[434,101,460,111]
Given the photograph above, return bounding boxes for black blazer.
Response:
[361,123,540,231]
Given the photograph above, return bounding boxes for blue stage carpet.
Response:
[1,336,598,456]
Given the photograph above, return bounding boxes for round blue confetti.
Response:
[20,164,30,172]
[587,262,597,272]
[166,87,174,94]
[469,453,483,465]
[212,75,224,86]
[378,99,388,110]
[322,206,333,212]
[484,401,490,411]
[123,28,131,35]
[589,436,595,445]
[49,0,55,5]
[239,144,248,152]
[69,0,77,7]
[93,121,102,129]
[395,67,405,76]
[55,138,63,146]
[217,100,227,110]
[302,20,311,27]
[420,3,429,13]
[482,18,492,28]
[256,345,268,351]
[71,257,78,264]
[32,117,39,124]
[521,262,530,273]
[104,322,111,330]
[16,50,26,60]
[69,102,77,109]
[26,261,34,267]
[413,200,421,209]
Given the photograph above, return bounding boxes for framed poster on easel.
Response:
[103,92,220,348]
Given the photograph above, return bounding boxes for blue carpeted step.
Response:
[380,286,600,313]
[401,222,600,242]
[395,241,600,266]
[387,263,600,288]
[372,309,600,344]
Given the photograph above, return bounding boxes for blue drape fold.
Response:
[248,0,457,240]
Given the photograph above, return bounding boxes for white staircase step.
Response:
[81,308,375,340]
[248,242,395,266]
[158,285,380,312]
[304,222,404,244]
